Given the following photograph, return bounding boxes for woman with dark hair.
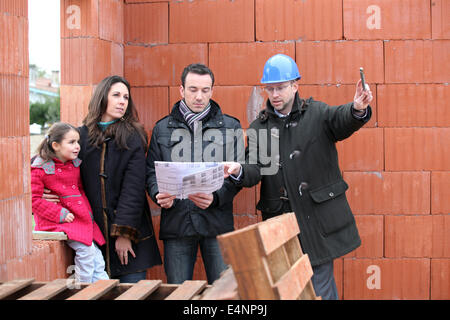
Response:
[78,75,161,282]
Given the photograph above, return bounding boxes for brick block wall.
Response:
[1,240,74,281]
[121,0,450,299]
[60,0,125,126]
[0,0,33,280]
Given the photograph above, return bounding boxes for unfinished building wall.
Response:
[1,0,448,299]
[0,0,33,280]
[60,0,124,125]
[122,0,450,299]
[0,1,74,281]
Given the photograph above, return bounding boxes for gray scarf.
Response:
[179,99,211,131]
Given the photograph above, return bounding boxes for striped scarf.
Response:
[179,99,211,131]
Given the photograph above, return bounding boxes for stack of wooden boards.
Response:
[1,213,319,300]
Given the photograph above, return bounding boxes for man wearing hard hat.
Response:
[225,54,373,299]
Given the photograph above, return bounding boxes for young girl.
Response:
[31,122,109,283]
[41,76,162,283]
[79,75,161,282]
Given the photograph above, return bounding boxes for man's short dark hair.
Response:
[181,63,215,88]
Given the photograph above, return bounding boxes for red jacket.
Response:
[31,157,105,246]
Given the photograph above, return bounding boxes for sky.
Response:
[28,0,60,75]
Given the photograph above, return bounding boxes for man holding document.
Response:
[146,64,244,284]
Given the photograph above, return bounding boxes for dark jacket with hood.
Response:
[235,93,372,266]
[146,99,243,239]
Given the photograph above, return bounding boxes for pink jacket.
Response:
[31,157,105,246]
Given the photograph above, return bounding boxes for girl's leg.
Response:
[92,242,109,281]
[67,240,95,283]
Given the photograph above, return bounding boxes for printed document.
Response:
[155,161,224,199]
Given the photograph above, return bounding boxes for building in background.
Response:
[29,65,59,104]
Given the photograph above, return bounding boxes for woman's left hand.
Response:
[115,236,136,265]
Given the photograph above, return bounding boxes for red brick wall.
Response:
[0,0,34,280]
[59,0,124,126]
[0,0,75,282]
[1,0,448,299]
[122,0,450,299]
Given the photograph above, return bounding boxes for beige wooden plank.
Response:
[273,254,313,300]
[115,280,162,300]
[284,236,303,263]
[257,212,300,255]
[199,268,239,300]
[299,280,320,300]
[18,279,68,300]
[218,227,277,299]
[218,226,262,272]
[66,279,119,300]
[32,230,68,240]
[218,224,280,299]
[265,245,291,284]
[0,278,35,300]
[165,280,207,300]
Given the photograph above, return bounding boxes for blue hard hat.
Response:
[261,54,301,84]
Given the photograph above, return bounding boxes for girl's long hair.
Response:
[36,122,79,161]
[82,75,147,150]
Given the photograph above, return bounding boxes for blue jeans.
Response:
[311,260,339,300]
[118,271,147,283]
[163,236,227,284]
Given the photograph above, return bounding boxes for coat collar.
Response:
[31,156,82,174]
[167,99,225,130]
[72,157,82,167]
[259,93,310,123]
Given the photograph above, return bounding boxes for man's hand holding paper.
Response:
[156,192,176,209]
[154,161,224,200]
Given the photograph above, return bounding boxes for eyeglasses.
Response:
[264,83,292,94]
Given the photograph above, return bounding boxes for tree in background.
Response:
[29,64,60,127]
[29,64,47,78]
[30,91,60,127]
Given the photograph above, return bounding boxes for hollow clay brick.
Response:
[256,0,342,41]
[344,0,431,40]
[170,0,254,43]
[344,171,431,215]
[385,40,450,83]
[343,258,430,299]
[432,0,450,39]
[210,42,295,86]
[296,41,384,85]
[378,84,450,127]
[385,128,450,171]
[125,2,168,45]
[337,128,384,171]
[124,43,207,86]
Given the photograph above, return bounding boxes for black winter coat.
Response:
[79,125,162,277]
[237,93,372,266]
[146,100,243,239]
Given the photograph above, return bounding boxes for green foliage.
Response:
[30,64,48,78]
[30,94,60,126]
